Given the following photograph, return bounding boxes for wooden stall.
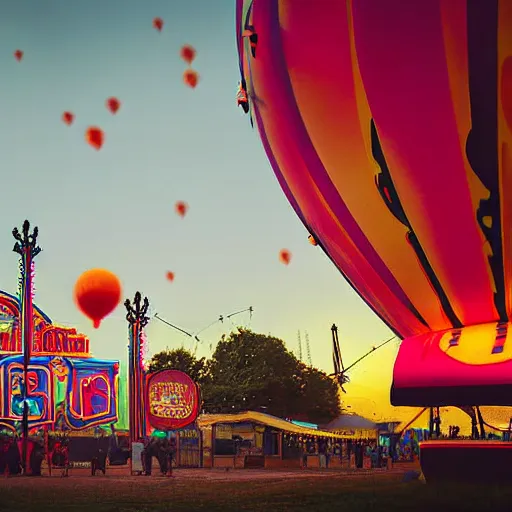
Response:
[197,411,356,470]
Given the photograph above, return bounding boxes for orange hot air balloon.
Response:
[153,17,163,32]
[175,201,188,218]
[180,45,197,65]
[62,111,74,126]
[166,271,175,282]
[183,69,199,89]
[85,127,104,150]
[279,249,292,266]
[308,235,317,246]
[106,97,121,114]
[14,50,23,62]
[74,268,122,329]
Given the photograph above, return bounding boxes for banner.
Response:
[145,370,200,431]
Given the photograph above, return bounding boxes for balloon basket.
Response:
[420,440,512,484]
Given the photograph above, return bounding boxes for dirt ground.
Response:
[1,464,506,512]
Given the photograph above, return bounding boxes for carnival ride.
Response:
[236,0,512,481]
[0,290,119,432]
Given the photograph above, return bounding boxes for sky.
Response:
[1,0,506,431]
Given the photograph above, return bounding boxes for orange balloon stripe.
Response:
[351,2,497,327]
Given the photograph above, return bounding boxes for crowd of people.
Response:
[139,436,177,476]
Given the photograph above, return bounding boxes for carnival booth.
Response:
[0,290,120,434]
[321,413,380,469]
[197,411,367,470]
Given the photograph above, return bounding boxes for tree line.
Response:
[148,329,341,425]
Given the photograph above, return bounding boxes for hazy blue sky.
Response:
[0,0,400,417]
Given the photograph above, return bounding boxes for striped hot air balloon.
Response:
[236,0,512,407]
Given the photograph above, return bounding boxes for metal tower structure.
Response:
[305,331,312,366]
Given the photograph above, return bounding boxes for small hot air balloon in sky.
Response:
[14,50,23,62]
[106,97,121,114]
[166,271,175,282]
[279,249,292,266]
[153,17,163,32]
[175,201,188,218]
[74,268,122,329]
[85,127,104,150]
[180,45,196,65]
[183,69,199,89]
[62,111,74,126]
[308,235,317,246]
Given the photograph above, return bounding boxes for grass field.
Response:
[0,468,508,512]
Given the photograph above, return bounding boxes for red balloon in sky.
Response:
[106,97,121,114]
[74,269,122,329]
[153,17,164,32]
[183,69,199,89]
[62,111,74,126]
[175,201,188,218]
[279,249,292,266]
[166,271,175,282]
[85,127,104,150]
[14,50,23,62]
[180,45,197,65]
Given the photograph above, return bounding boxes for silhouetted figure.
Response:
[0,436,9,475]
[6,438,21,475]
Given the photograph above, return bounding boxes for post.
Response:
[124,292,150,449]
[12,220,41,476]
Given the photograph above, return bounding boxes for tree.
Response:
[147,347,208,384]
[202,329,340,424]
[294,363,342,425]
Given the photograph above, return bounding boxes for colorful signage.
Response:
[146,370,200,431]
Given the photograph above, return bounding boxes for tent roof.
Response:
[198,411,346,439]
[321,413,378,431]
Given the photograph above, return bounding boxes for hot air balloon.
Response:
[62,111,74,126]
[236,1,512,409]
[308,235,317,246]
[166,271,175,282]
[74,268,122,329]
[106,97,121,114]
[183,69,199,89]
[180,45,197,65]
[279,249,291,266]
[85,127,104,150]
[153,17,164,32]
[175,201,188,218]
[14,50,23,62]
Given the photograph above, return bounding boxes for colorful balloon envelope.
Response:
[74,269,122,328]
[106,97,121,114]
[279,249,291,265]
[62,111,74,126]
[237,0,512,407]
[153,17,164,32]
[183,69,199,89]
[85,127,104,150]
[175,201,188,218]
[180,45,197,65]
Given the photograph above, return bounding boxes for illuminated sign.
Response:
[0,325,90,357]
[146,370,200,431]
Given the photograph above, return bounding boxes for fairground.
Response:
[0,465,510,512]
